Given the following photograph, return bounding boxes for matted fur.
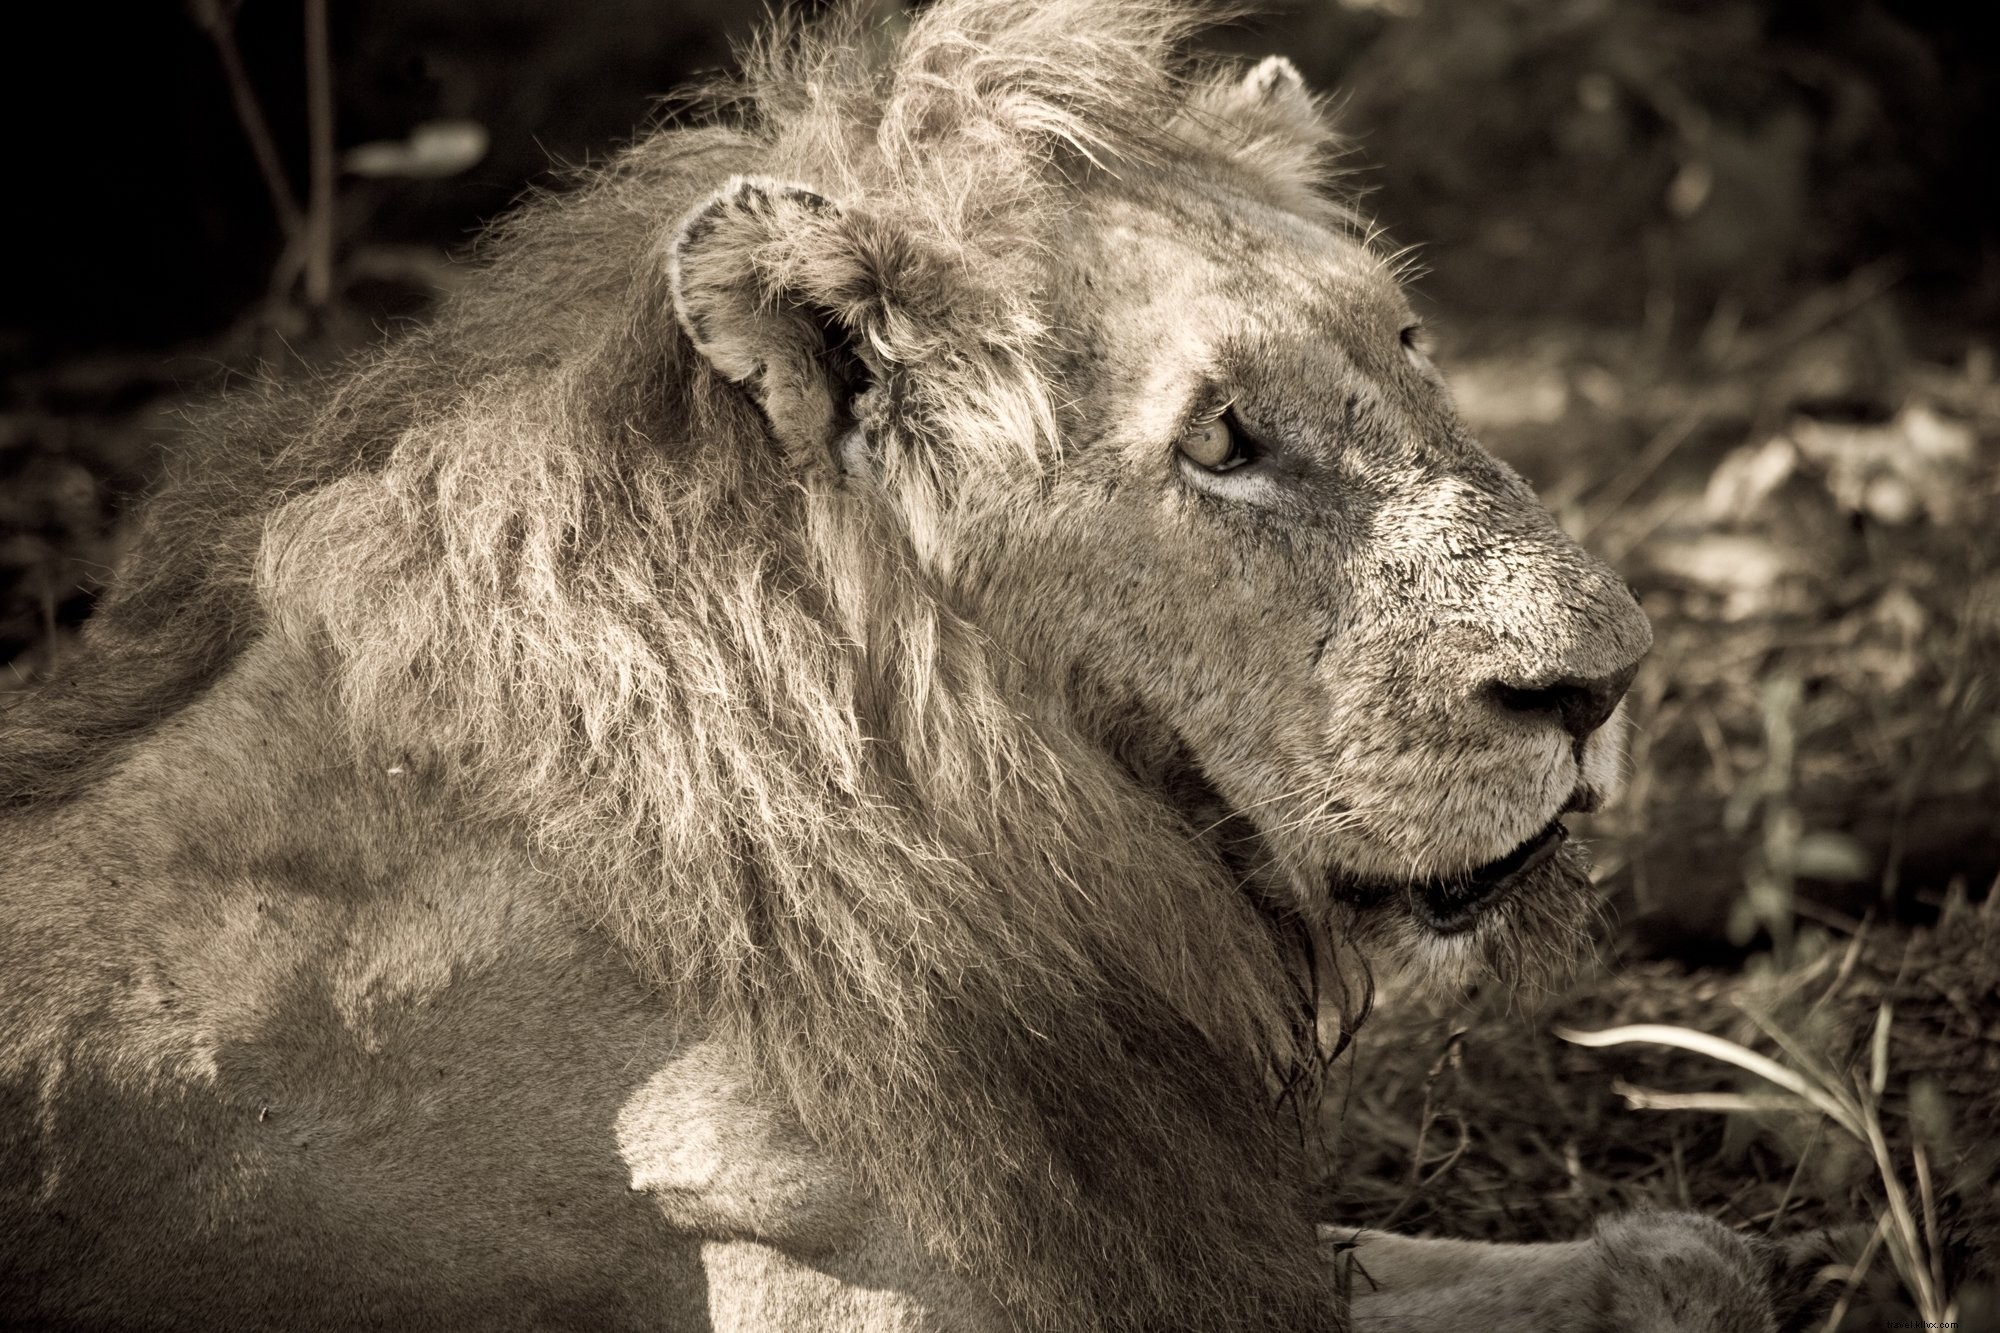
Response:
[0,2,1659,1330]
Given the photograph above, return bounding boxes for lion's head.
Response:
[15,2,1644,1329]
[666,40,1650,994]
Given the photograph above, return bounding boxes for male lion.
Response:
[3,2,1816,1330]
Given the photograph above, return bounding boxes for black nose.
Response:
[1490,662,1639,743]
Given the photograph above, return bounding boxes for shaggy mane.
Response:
[3,3,1354,1329]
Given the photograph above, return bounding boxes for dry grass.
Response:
[1325,893,2000,1326]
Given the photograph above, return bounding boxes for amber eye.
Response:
[1178,410,1252,473]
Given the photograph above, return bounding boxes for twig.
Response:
[1403,1030,1464,1188]
[1606,1080,1810,1118]
[1377,1118,1472,1234]
[1766,1115,1825,1236]
[1576,413,1704,543]
[304,0,336,309]
[190,0,303,241]
[1718,258,1904,375]
[1376,1030,1466,1232]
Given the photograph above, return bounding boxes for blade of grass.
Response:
[1607,1080,1814,1118]
[1821,1212,1890,1333]
[1557,1024,1864,1137]
[1736,1001,1847,1091]
[1913,1140,1944,1317]
[1855,1077,1943,1320]
[1566,986,1957,1319]
[1768,1116,1825,1237]
[1867,1001,1893,1099]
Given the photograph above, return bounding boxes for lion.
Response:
[1,1,1823,1329]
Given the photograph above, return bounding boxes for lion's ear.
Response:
[1215,55,1317,126]
[669,176,875,465]
[1192,56,1334,187]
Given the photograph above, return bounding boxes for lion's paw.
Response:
[1327,1213,1851,1333]
[1592,1212,1790,1333]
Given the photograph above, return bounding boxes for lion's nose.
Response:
[1489,662,1639,743]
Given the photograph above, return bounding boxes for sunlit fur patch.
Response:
[1333,841,1604,1000]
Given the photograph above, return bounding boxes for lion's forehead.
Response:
[1059,191,1407,347]
[1043,190,1430,454]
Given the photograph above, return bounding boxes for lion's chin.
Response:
[1336,840,1601,999]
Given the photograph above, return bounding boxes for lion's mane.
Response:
[2,4,1349,1329]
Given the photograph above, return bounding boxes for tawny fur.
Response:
[0,3,1808,1331]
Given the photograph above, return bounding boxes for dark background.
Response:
[3,1,1993,352]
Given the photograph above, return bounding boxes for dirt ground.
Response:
[3,0,1995,1326]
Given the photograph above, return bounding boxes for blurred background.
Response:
[1,0,1994,1324]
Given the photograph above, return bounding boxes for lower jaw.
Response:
[1335,817,1572,937]
[1417,817,1570,933]
[1411,900,1494,937]
[1359,842,1603,999]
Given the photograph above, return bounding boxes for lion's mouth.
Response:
[1336,818,1570,936]
[1411,818,1569,933]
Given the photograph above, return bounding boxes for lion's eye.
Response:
[1177,411,1253,473]
[1399,324,1428,364]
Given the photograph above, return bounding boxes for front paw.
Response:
[1592,1212,1788,1333]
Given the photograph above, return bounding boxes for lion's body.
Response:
[2,2,1807,1329]
[0,639,1012,1330]
[3,650,696,1327]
